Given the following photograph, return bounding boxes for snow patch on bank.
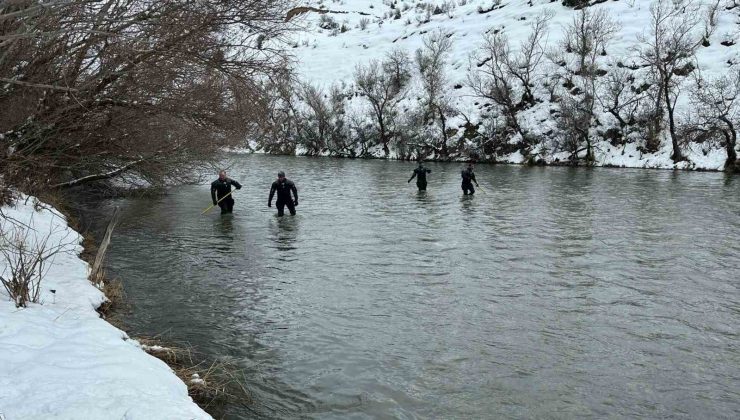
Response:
[0,196,210,419]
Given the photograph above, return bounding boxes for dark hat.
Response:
[277,171,285,177]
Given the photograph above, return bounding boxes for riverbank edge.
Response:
[0,193,212,419]
[224,144,739,173]
[60,195,247,417]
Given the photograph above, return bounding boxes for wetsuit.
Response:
[408,165,432,191]
[269,178,298,216]
[211,178,242,214]
[461,168,477,195]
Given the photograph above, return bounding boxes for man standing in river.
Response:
[211,170,242,214]
[461,163,479,195]
[408,160,432,191]
[268,171,298,216]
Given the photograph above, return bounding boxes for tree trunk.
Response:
[663,79,683,162]
[373,103,390,157]
[720,116,737,171]
[379,120,389,157]
[437,105,449,158]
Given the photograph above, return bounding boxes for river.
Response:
[76,155,740,419]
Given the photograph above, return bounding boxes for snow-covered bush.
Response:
[319,14,340,30]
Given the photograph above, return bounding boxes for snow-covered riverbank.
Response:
[0,195,210,419]
[227,140,731,172]
[255,0,740,171]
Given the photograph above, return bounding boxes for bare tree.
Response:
[415,30,454,157]
[354,59,405,156]
[562,8,619,77]
[690,70,740,171]
[346,110,373,158]
[504,13,552,107]
[0,0,293,192]
[254,67,299,155]
[296,83,352,157]
[555,8,619,162]
[383,48,412,94]
[639,0,702,163]
[297,84,331,155]
[469,13,551,147]
[469,34,523,139]
[598,67,644,131]
[326,85,352,157]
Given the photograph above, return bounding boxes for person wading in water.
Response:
[408,160,432,191]
[210,170,242,214]
[461,163,479,195]
[268,171,298,216]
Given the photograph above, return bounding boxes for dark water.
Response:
[80,155,739,419]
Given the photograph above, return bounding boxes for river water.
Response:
[79,155,739,419]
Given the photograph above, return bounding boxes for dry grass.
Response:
[96,277,127,329]
[136,336,252,413]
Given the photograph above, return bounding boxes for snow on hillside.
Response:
[282,0,740,170]
[0,196,210,420]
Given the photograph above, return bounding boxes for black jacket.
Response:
[408,166,431,184]
[211,178,242,204]
[461,169,477,185]
[269,179,297,204]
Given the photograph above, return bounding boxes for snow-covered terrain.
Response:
[0,196,210,419]
[281,0,740,170]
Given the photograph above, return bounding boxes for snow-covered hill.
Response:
[276,0,740,171]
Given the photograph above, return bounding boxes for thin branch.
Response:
[52,158,146,188]
[0,77,78,92]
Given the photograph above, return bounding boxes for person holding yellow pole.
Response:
[210,170,242,214]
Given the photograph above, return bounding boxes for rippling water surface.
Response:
[81,155,739,419]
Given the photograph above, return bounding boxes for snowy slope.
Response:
[285,0,740,169]
[0,196,210,420]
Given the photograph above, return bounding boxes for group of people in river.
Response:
[408,161,480,194]
[210,170,298,216]
[209,161,480,216]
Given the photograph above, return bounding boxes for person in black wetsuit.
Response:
[210,170,242,214]
[461,163,479,195]
[408,160,432,191]
[268,171,298,216]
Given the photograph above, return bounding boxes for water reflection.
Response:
[459,194,476,216]
[213,214,234,237]
[269,215,300,253]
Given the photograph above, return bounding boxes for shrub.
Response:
[0,218,71,307]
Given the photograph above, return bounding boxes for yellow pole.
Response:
[201,190,235,215]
